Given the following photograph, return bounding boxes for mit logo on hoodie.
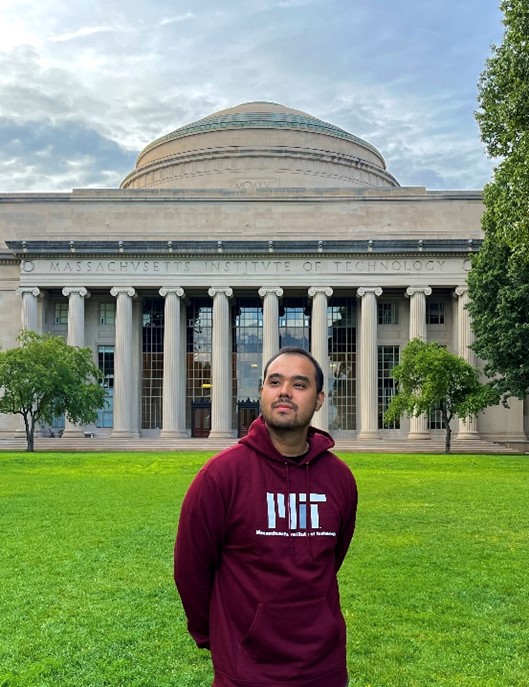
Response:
[266,492,327,530]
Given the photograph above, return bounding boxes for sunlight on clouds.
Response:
[49,25,114,42]
[0,0,502,191]
[276,0,333,7]
[0,17,43,51]
[158,13,196,26]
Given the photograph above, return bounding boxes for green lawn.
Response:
[0,451,528,687]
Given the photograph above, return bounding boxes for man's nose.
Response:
[278,383,292,397]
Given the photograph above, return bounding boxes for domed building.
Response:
[0,102,526,449]
[121,101,399,191]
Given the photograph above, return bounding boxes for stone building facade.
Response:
[0,102,526,444]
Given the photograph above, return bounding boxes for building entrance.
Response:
[237,400,260,437]
[191,400,211,438]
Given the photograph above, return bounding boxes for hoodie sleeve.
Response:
[335,470,358,571]
[174,468,226,649]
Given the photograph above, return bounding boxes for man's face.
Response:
[260,353,324,432]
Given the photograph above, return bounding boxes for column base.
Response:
[61,429,86,438]
[208,429,235,439]
[160,429,189,439]
[111,429,139,439]
[407,431,431,440]
[456,431,481,441]
[357,430,380,440]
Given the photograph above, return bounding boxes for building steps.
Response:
[0,436,521,454]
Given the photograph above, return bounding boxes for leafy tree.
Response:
[384,339,499,454]
[468,0,529,399]
[0,330,105,452]
[467,242,529,400]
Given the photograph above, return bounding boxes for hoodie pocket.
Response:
[239,597,344,679]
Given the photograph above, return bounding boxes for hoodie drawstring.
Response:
[284,461,296,563]
[305,462,314,559]
[284,460,315,563]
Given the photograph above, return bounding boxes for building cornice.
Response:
[6,238,482,259]
[0,187,484,204]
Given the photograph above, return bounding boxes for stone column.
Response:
[208,287,234,438]
[308,287,333,432]
[15,288,41,437]
[131,299,143,438]
[453,286,480,439]
[357,287,382,439]
[406,286,432,439]
[110,287,136,438]
[16,287,41,332]
[62,287,90,437]
[159,287,187,438]
[258,287,283,375]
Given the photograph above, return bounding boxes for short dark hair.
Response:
[262,346,324,393]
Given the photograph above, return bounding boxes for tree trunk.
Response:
[444,413,452,454]
[27,427,34,452]
[444,426,451,454]
[24,413,34,452]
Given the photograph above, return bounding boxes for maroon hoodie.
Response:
[174,416,358,686]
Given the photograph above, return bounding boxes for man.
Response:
[174,346,358,686]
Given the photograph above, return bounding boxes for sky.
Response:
[0,0,504,193]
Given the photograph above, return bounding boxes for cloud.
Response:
[0,0,502,192]
[49,25,115,42]
[158,13,196,26]
[0,118,136,190]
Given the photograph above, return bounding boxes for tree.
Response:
[384,339,499,454]
[467,242,529,400]
[0,330,105,452]
[467,0,529,399]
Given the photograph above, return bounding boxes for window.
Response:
[100,302,116,325]
[427,342,446,428]
[54,302,68,325]
[279,298,310,350]
[428,405,446,430]
[97,345,114,428]
[378,302,399,325]
[142,298,164,430]
[427,302,445,325]
[187,300,213,426]
[327,300,356,431]
[378,346,400,429]
[234,300,263,402]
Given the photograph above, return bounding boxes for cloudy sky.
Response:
[0,0,503,192]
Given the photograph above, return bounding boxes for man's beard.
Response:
[262,400,316,432]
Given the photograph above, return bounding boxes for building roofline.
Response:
[0,187,484,203]
[6,238,482,258]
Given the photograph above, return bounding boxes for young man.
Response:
[174,347,358,686]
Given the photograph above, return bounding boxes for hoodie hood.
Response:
[238,414,335,466]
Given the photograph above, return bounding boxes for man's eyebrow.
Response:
[266,373,311,383]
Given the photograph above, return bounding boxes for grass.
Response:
[0,451,528,687]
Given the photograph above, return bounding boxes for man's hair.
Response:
[262,346,324,393]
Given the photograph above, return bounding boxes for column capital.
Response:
[258,286,283,298]
[406,286,432,298]
[208,287,233,299]
[16,287,41,297]
[159,287,185,298]
[453,285,468,298]
[62,287,90,298]
[110,287,136,298]
[357,287,383,298]
[308,286,333,298]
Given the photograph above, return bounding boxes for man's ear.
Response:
[315,390,325,411]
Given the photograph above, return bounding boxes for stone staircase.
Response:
[0,436,521,454]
